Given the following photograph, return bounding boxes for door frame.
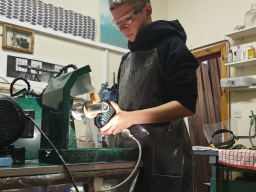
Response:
[190,40,230,122]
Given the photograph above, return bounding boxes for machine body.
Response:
[0,94,35,165]
[37,65,138,164]
[39,65,95,163]
[0,65,138,166]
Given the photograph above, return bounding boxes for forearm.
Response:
[130,101,194,125]
[99,101,194,135]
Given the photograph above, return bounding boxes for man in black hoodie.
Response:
[99,0,199,191]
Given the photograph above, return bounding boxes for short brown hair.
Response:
[108,0,150,11]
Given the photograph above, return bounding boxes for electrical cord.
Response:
[25,115,141,192]
[26,115,79,192]
[98,129,142,192]
[0,77,12,86]
[249,111,256,148]
[249,124,255,147]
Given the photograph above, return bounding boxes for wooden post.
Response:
[221,43,229,123]
[191,40,230,122]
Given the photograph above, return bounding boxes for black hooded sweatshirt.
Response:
[116,20,197,192]
[118,20,199,113]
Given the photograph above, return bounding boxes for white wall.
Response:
[40,0,168,42]
[168,0,256,49]
[168,0,256,148]
[0,0,168,146]
[151,0,168,21]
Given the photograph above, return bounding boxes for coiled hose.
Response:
[55,64,77,78]
[10,64,77,97]
[10,77,30,97]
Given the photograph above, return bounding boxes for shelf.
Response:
[224,86,256,91]
[225,58,256,68]
[226,25,256,39]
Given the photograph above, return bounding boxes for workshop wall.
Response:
[168,0,256,148]
[0,0,168,145]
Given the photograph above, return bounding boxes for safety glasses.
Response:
[111,4,147,30]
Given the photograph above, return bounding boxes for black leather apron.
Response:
[115,48,195,192]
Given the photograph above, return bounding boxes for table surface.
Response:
[0,160,137,178]
[193,150,218,156]
[0,160,138,190]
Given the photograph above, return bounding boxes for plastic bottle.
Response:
[234,51,237,62]
[246,44,255,60]
[243,47,247,61]
[228,50,233,63]
[236,46,241,62]
[245,4,256,28]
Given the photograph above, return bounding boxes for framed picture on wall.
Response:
[2,24,34,54]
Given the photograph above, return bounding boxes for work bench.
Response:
[194,149,256,192]
[0,160,139,191]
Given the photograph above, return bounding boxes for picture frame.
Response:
[2,24,34,54]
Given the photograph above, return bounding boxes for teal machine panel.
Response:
[39,66,94,153]
[39,148,139,165]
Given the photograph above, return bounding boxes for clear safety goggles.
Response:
[111,4,147,30]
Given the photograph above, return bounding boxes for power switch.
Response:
[234,110,241,118]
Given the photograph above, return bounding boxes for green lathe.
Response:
[13,65,138,165]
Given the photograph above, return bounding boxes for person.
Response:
[99,0,199,191]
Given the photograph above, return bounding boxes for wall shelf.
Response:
[225,58,256,68]
[224,86,256,91]
[226,26,256,39]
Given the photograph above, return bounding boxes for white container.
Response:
[220,77,256,88]
[245,4,256,28]
[235,45,241,62]
[243,47,247,61]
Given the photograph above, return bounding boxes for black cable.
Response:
[32,64,77,97]
[31,64,77,97]
[55,64,77,78]
[249,124,255,147]
[10,77,31,97]
[29,88,45,98]
[10,65,78,98]
[26,115,79,192]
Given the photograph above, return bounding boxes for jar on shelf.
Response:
[244,3,256,28]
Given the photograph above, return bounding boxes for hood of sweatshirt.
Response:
[128,20,187,52]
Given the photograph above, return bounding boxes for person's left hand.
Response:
[98,102,134,135]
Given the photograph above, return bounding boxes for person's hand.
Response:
[99,102,134,135]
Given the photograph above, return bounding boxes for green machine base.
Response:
[210,166,256,192]
[39,148,139,165]
[210,178,256,192]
